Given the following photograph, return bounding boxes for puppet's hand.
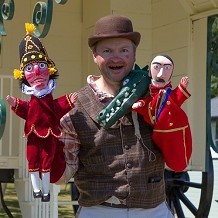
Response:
[132,101,144,109]
[69,92,78,104]
[6,95,16,107]
[180,76,189,89]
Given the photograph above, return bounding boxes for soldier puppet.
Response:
[6,23,77,202]
[132,54,192,172]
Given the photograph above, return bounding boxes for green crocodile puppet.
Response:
[97,64,151,128]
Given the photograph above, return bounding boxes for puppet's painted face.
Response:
[150,55,173,87]
[24,62,49,90]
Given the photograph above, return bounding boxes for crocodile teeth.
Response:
[116,100,121,106]
[122,98,128,104]
[110,112,115,117]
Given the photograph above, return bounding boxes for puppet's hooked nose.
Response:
[157,67,164,78]
[34,64,40,76]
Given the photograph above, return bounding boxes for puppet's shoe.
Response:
[33,190,42,198]
[41,193,50,202]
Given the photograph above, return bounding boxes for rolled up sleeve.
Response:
[60,112,80,182]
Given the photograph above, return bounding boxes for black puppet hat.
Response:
[14,23,57,80]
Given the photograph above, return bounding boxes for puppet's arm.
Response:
[132,100,145,109]
[6,95,29,120]
[174,76,191,106]
[54,92,78,119]
[132,96,155,126]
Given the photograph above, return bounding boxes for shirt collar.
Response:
[87,75,114,102]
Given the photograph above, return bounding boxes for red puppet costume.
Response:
[132,55,192,172]
[12,92,74,174]
[7,23,77,202]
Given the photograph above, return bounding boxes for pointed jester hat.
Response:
[14,23,57,80]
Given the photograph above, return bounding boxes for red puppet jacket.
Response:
[133,82,192,172]
[12,93,74,137]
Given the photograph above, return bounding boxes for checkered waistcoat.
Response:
[70,85,166,208]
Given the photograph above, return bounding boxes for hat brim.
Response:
[88,32,141,48]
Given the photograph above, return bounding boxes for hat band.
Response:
[20,52,48,70]
[95,30,133,35]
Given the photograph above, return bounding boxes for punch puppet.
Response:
[6,23,77,202]
[132,54,192,172]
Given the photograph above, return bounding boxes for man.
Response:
[132,54,192,172]
[60,15,174,217]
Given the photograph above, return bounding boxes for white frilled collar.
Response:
[21,79,56,98]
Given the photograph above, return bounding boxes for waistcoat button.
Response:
[126,163,132,168]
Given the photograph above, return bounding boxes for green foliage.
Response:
[211,74,218,98]
[208,16,218,98]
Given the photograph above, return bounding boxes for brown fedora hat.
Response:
[88,15,141,48]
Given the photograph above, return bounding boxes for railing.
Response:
[0,75,26,173]
[0,75,27,217]
[0,78,13,217]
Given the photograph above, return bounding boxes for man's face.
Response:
[24,62,50,90]
[93,38,136,84]
[150,55,174,87]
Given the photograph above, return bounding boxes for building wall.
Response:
[151,0,190,79]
